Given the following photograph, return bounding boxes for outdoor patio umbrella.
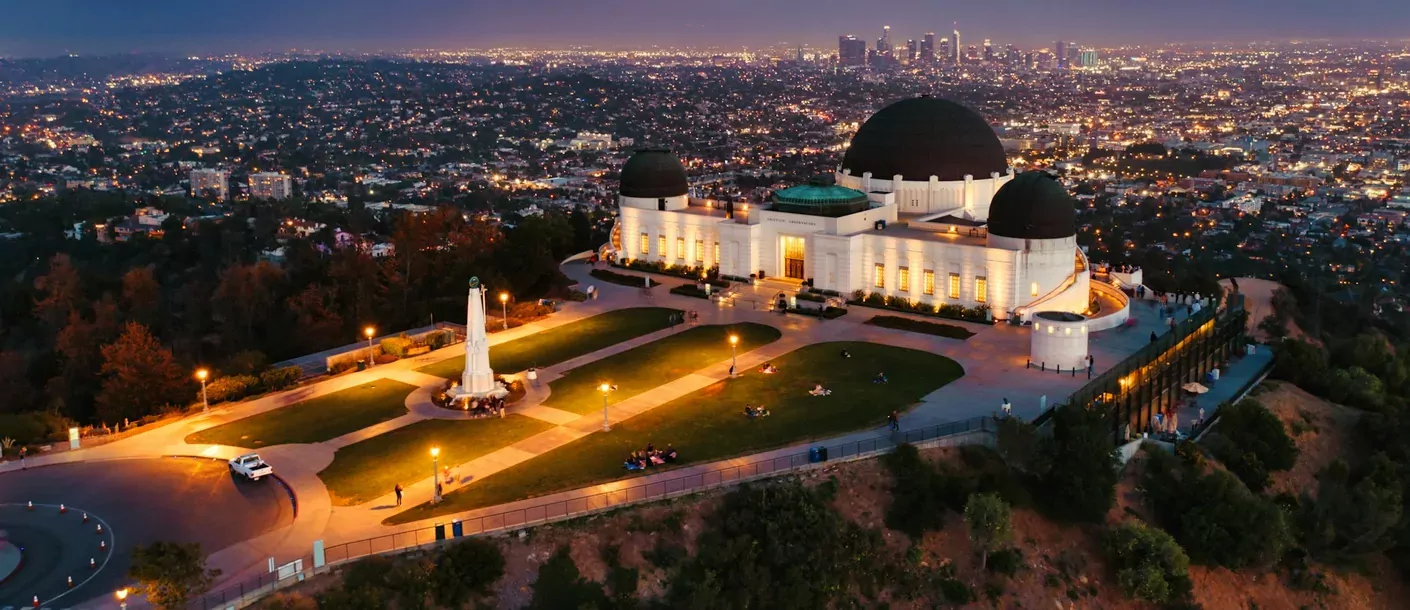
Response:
[1182,382,1210,394]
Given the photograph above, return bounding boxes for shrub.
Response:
[866,315,976,340]
[669,284,710,299]
[373,353,398,365]
[882,443,952,538]
[380,337,414,358]
[987,547,1023,576]
[259,366,302,392]
[591,268,660,287]
[0,411,76,445]
[1035,405,1120,522]
[426,329,453,350]
[1105,521,1192,604]
[1207,399,1297,492]
[527,547,609,610]
[431,537,504,607]
[204,375,259,404]
[1143,450,1293,569]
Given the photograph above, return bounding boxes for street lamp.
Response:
[116,588,129,610]
[195,368,209,413]
[598,383,616,432]
[364,326,376,367]
[729,334,739,377]
[430,447,442,504]
[499,292,509,330]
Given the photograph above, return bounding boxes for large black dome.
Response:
[986,171,1076,240]
[619,148,688,198]
[840,96,1008,182]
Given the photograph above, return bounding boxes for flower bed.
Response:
[789,305,848,320]
[865,315,976,340]
[616,259,725,285]
[848,291,994,325]
[669,284,712,300]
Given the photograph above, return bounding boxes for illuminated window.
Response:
[976,276,988,303]
[948,273,960,299]
[714,242,720,266]
[1031,281,1039,297]
[874,263,885,289]
[695,239,704,263]
[640,233,650,255]
[658,235,666,258]
[676,237,685,260]
[897,267,910,292]
[923,270,935,295]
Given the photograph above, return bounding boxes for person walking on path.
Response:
[394,484,403,506]
[1001,398,1012,417]
[18,446,26,469]
[887,410,900,432]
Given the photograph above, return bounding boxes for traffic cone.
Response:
[32,594,39,607]
[95,523,103,535]
[27,500,33,511]
[67,575,74,588]
[99,539,107,552]
[59,503,66,514]
[90,557,96,569]
[82,512,89,523]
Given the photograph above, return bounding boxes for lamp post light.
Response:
[364,326,376,367]
[499,292,509,330]
[116,588,129,610]
[599,383,616,432]
[430,447,442,504]
[729,334,739,377]
[195,368,209,413]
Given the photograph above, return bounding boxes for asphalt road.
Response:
[0,457,294,607]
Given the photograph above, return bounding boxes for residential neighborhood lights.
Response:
[499,292,509,330]
[364,326,376,366]
[196,368,209,412]
[599,383,615,432]
[431,447,442,504]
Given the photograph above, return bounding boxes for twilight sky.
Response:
[3,0,1407,57]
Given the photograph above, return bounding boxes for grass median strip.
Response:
[186,380,416,447]
[417,307,682,379]
[541,322,782,416]
[317,415,555,506]
[386,341,962,524]
[865,315,976,340]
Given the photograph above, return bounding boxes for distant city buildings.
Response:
[838,35,866,67]
[189,168,229,201]
[250,172,293,200]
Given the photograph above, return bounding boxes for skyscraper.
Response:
[839,35,867,66]
[983,39,993,62]
[906,39,917,63]
[1055,41,1067,68]
[1066,42,1080,69]
[951,26,961,64]
[938,38,952,64]
[921,32,935,63]
[878,25,892,54]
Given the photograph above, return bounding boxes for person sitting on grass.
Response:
[744,404,771,418]
[759,362,778,374]
[873,372,888,384]
[840,349,852,359]
[623,455,643,471]
[664,445,678,462]
[808,384,831,396]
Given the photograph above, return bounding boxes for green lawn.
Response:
[317,415,555,506]
[542,322,782,415]
[416,307,683,379]
[185,381,416,448]
[386,341,962,524]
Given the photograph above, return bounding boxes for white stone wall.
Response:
[1030,315,1090,369]
[836,169,1014,219]
[618,202,723,267]
[856,234,1019,314]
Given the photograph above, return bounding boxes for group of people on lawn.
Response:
[624,443,679,471]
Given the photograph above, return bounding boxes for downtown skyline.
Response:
[4,0,1410,58]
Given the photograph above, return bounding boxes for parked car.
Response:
[229,453,273,481]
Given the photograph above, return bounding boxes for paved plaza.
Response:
[0,258,1265,608]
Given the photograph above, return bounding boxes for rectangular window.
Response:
[923,270,935,296]
[695,239,704,263]
[948,273,960,299]
[874,263,885,289]
[714,242,720,266]
[658,235,666,259]
[1031,281,1039,297]
[640,233,650,255]
[976,277,988,303]
[676,237,685,260]
[897,267,910,292]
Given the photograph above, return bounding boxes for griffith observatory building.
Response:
[608,95,1091,322]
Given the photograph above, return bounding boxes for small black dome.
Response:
[987,171,1076,240]
[619,148,688,198]
[841,96,1008,182]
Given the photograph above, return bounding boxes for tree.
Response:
[96,322,191,423]
[121,265,162,328]
[964,492,1013,571]
[33,253,83,329]
[431,537,505,608]
[213,262,286,350]
[1037,406,1120,522]
[1206,399,1298,492]
[1105,520,1192,604]
[285,285,344,354]
[0,351,36,413]
[527,547,609,610]
[127,541,220,610]
[1300,454,1404,562]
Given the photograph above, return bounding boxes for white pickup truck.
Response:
[229,453,273,481]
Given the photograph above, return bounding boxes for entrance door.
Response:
[781,236,806,280]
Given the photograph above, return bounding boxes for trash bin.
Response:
[451,520,464,538]
[818,446,828,462]
[434,523,446,541]
[808,447,822,463]
[356,360,367,371]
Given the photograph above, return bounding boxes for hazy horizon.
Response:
[3,0,1409,58]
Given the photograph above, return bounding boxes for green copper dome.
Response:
[771,177,870,216]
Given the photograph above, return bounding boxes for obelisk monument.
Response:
[460,277,497,396]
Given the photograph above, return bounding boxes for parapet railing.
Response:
[190,415,992,609]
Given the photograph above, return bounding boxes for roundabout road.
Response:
[0,457,294,607]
